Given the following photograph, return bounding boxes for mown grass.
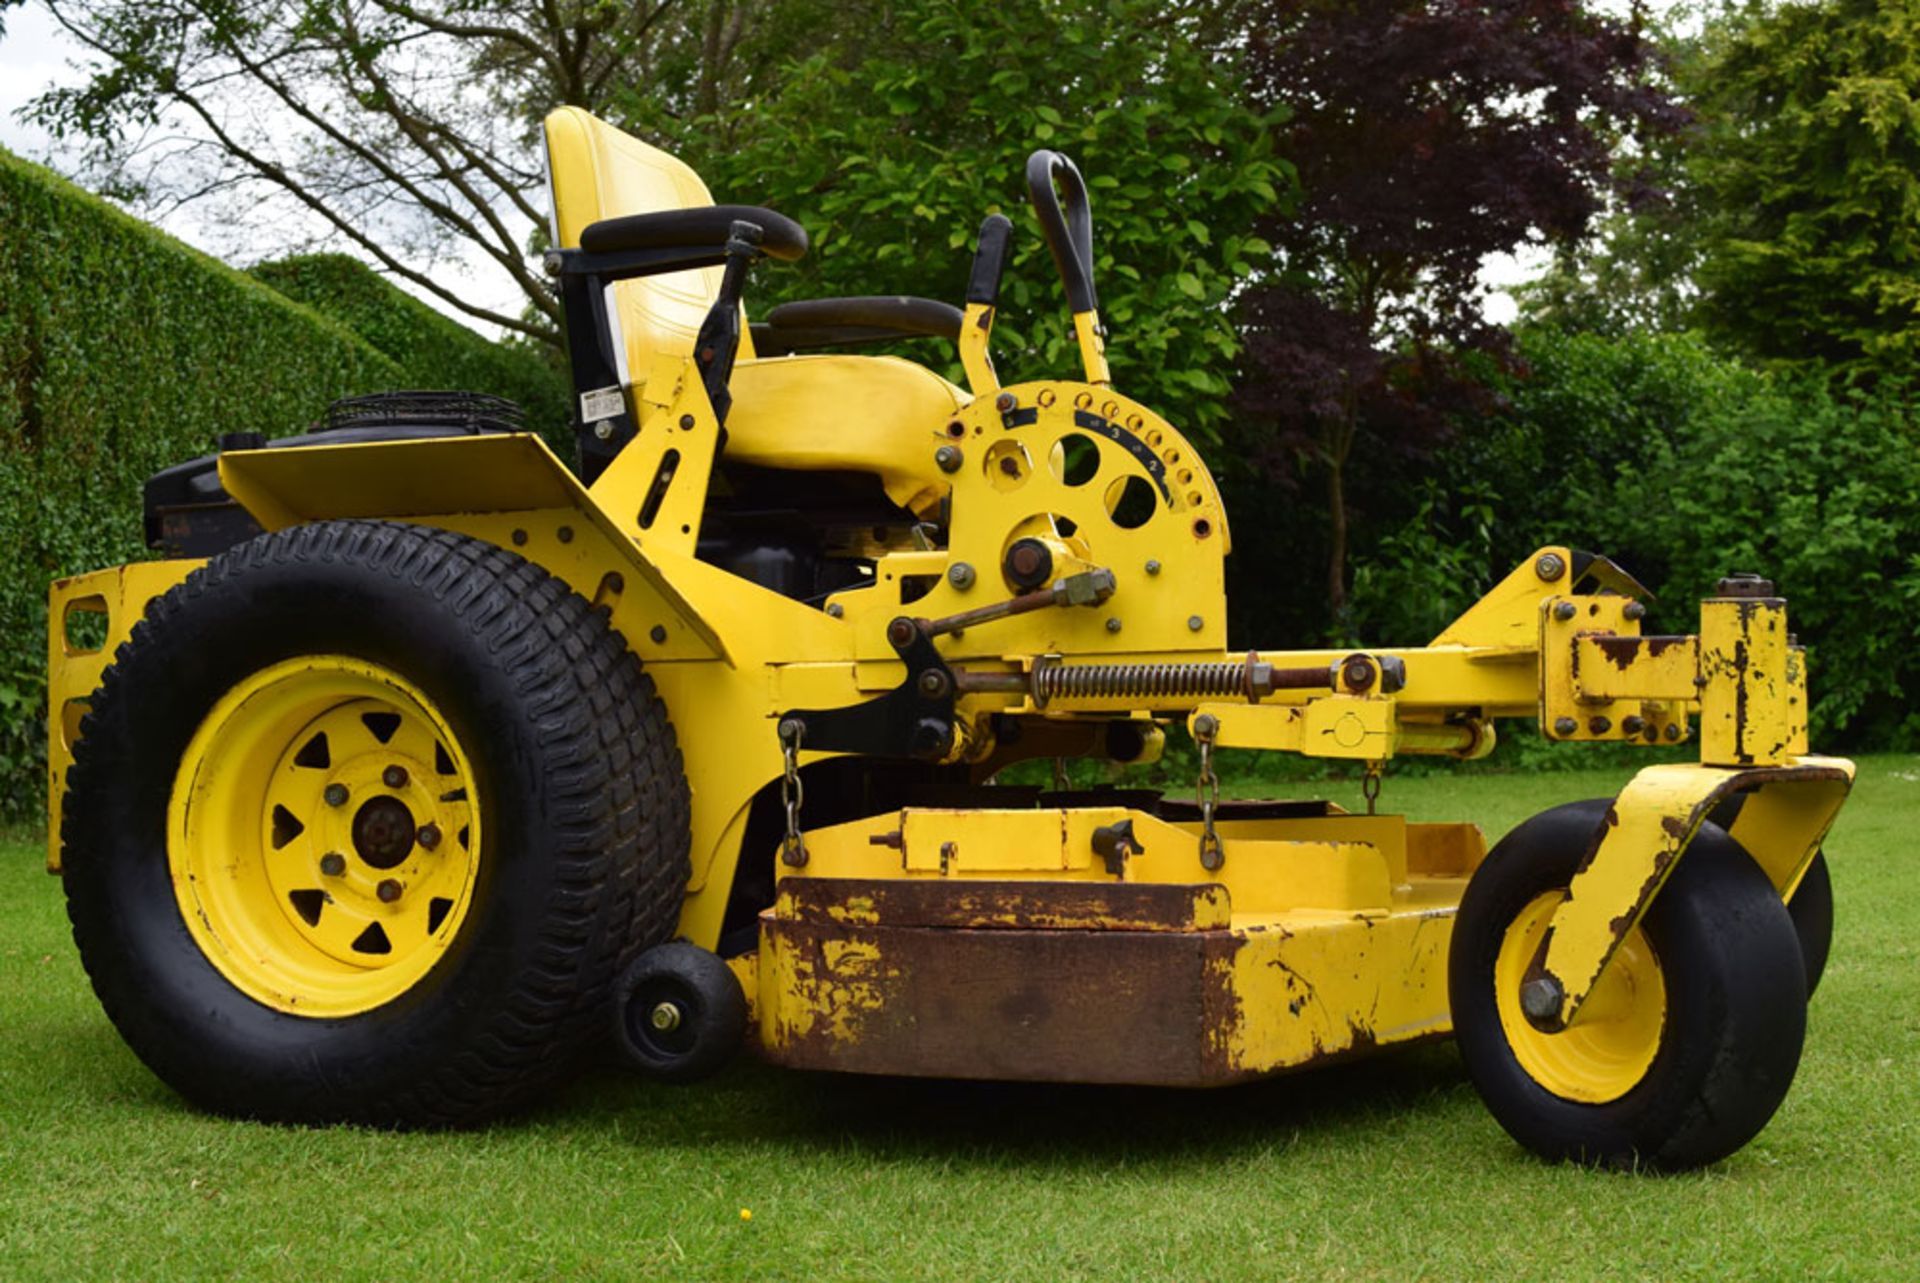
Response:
[2,759,1916,1281]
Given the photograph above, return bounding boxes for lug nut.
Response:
[417,823,441,851]
[376,878,403,903]
[319,852,346,877]
[324,783,349,808]
[649,1001,683,1033]
[1521,976,1565,1024]
[383,765,408,789]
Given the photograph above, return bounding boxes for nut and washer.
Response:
[1535,552,1567,582]
[934,444,964,473]
[649,1002,682,1033]
[948,562,976,590]
[376,878,403,903]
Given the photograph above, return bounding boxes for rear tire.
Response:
[62,521,690,1126]
[1450,800,1807,1170]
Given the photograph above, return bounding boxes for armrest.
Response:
[579,204,809,262]
[754,295,964,355]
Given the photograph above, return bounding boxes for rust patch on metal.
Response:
[1569,807,1617,878]
[762,916,1250,1086]
[778,876,1229,932]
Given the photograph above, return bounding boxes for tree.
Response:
[644,0,1286,441]
[1233,0,1682,627]
[25,0,842,340]
[1683,0,1920,376]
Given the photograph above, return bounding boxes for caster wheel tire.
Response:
[1450,799,1807,1170]
[1788,851,1832,999]
[613,942,748,1083]
[62,521,690,1126]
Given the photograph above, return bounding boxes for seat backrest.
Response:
[543,108,753,397]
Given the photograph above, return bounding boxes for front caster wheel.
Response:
[613,942,748,1083]
[1450,800,1807,1170]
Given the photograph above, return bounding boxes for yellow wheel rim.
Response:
[1494,891,1667,1104]
[169,656,483,1017]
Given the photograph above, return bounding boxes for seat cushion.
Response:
[723,355,966,516]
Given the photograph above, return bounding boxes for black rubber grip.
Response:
[580,204,809,262]
[764,295,963,340]
[1024,150,1096,313]
[966,214,1014,306]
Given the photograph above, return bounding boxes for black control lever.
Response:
[967,213,1013,308]
[691,218,764,424]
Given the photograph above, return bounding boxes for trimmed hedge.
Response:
[0,148,566,820]
[250,254,569,448]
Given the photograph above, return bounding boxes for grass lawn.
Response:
[2,758,1916,1281]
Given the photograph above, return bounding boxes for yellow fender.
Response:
[1525,755,1854,1030]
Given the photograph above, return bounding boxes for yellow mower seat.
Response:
[543,107,959,512]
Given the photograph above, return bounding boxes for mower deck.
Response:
[750,805,1479,1084]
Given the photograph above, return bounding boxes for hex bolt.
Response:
[1623,601,1648,621]
[948,562,976,591]
[825,602,845,619]
[1105,617,1122,633]
[1588,716,1612,735]
[1621,715,1647,736]
[995,392,1017,413]
[1188,615,1204,632]
[1553,601,1577,622]
[917,670,952,700]
[1553,717,1579,737]
[319,852,346,877]
[1521,976,1565,1024]
[324,783,350,808]
[383,765,409,789]
[1145,559,1162,576]
[376,878,403,904]
[649,1002,683,1033]
[1535,552,1567,582]
[417,823,442,851]
[886,617,918,648]
[650,624,668,644]
[935,444,964,473]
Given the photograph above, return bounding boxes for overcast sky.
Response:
[0,0,1694,336]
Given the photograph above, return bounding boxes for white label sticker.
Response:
[580,385,625,422]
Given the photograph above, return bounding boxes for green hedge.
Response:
[1347,327,1920,750]
[0,149,566,821]
[250,255,569,448]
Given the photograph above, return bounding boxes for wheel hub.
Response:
[352,795,417,869]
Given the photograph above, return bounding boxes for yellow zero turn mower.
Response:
[46,109,1848,1166]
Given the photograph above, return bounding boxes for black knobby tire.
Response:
[62,520,690,1126]
[612,942,749,1083]
[1450,799,1807,1170]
